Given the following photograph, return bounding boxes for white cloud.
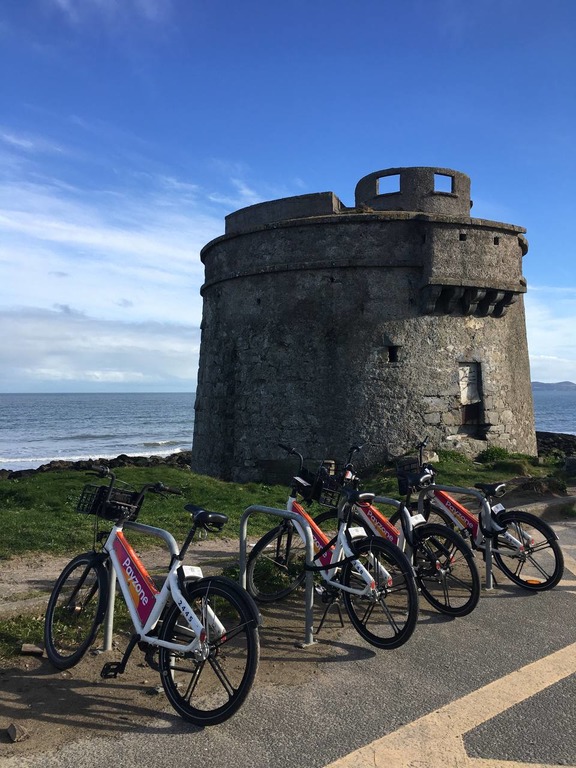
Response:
[0,128,64,155]
[0,307,199,392]
[0,169,224,327]
[0,122,294,391]
[525,288,576,382]
[49,0,174,26]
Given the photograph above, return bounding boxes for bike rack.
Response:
[239,505,317,647]
[417,484,496,590]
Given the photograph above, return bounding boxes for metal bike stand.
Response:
[239,505,317,647]
[418,484,495,590]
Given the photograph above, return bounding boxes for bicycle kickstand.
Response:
[316,593,345,635]
[100,633,140,678]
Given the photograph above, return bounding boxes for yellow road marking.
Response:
[325,641,576,768]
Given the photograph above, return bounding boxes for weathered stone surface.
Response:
[191,166,537,482]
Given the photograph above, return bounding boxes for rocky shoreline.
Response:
[2,432,576,481]
[0,450,194,480]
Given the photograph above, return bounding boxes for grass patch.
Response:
[0,614,44,661]
[0,466,288,560]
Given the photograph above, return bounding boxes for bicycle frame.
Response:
[284,496,391,594]
[414,483,527,589]
[355,494,428,555]
[104,519,221,655]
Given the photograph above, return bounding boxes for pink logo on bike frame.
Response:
[113,532,158,625]
[433,490,478,536]
[357,502,399,544]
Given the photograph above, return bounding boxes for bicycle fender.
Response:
[501,510,560,541]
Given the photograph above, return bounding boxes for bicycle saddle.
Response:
[474,482,506,498]
[184,504,228,530]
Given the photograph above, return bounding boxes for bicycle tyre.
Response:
[412,523,480,616]
[341,536,419,649]
[492,510,564,590]
[246,521,306,602]
[158,576,260,726]
[44,552,109,670]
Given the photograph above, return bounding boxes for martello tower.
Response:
[191,167,536,482]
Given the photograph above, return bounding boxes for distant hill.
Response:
[532,381,576,391]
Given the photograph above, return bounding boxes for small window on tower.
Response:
[434,173,453,193]
[387,346,399,363]
[377,174,400,195]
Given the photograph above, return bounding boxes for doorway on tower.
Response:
[458,362,488,438]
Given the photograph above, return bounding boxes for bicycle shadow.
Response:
[0,652,203,749]
[254,592,459,670]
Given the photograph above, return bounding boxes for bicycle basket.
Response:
[311,461,341,507]
[396,456,421,496]
[76,483,142,521]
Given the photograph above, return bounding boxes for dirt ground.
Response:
[1,488,574,760]
[0,536,354,759]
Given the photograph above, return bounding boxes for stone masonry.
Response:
[191,167,536,482]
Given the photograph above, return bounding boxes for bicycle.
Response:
[245,445,419,649]
[44,467,261,727]
[313,444,481,617]
[397,438,564,591]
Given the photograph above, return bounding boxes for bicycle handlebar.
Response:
[88,465,111,477]
[86,467,181,497]
[152,482,182,496]
[278,443,304,472]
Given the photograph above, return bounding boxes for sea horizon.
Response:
[0,388,575,472]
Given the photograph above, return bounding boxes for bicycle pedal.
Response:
[100,661,124,679]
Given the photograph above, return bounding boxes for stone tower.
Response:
[191,166,536,482]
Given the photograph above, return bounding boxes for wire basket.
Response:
[317,486,341,508]
[76,483,142,521]
[396,456,421,496]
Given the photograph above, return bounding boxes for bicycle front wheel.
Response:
[412,523,480,616]
[341,537,419,649]
[246,521,306,602]
[492,510,564,590]
[159,576,260,726]
[44,552,108,669]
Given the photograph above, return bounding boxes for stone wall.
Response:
[191,167,536,482]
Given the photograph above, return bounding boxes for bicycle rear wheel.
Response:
[246,521,306,602]
[492,510,564,590]
[412,523,480,616]
[44,552,108,669]
[159,576,260,726]
[341,537,419,649]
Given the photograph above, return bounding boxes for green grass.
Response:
[0,466,291,561]
[0,614,45,660]
[1,451,568,561]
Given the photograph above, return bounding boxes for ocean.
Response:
[0,393,194,472]
[0,389,574,472]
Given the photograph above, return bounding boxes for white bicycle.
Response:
[44,467,261,727]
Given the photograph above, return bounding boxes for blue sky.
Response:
[1,0,575,392]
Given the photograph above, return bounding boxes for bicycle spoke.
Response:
[208,656,237,699]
